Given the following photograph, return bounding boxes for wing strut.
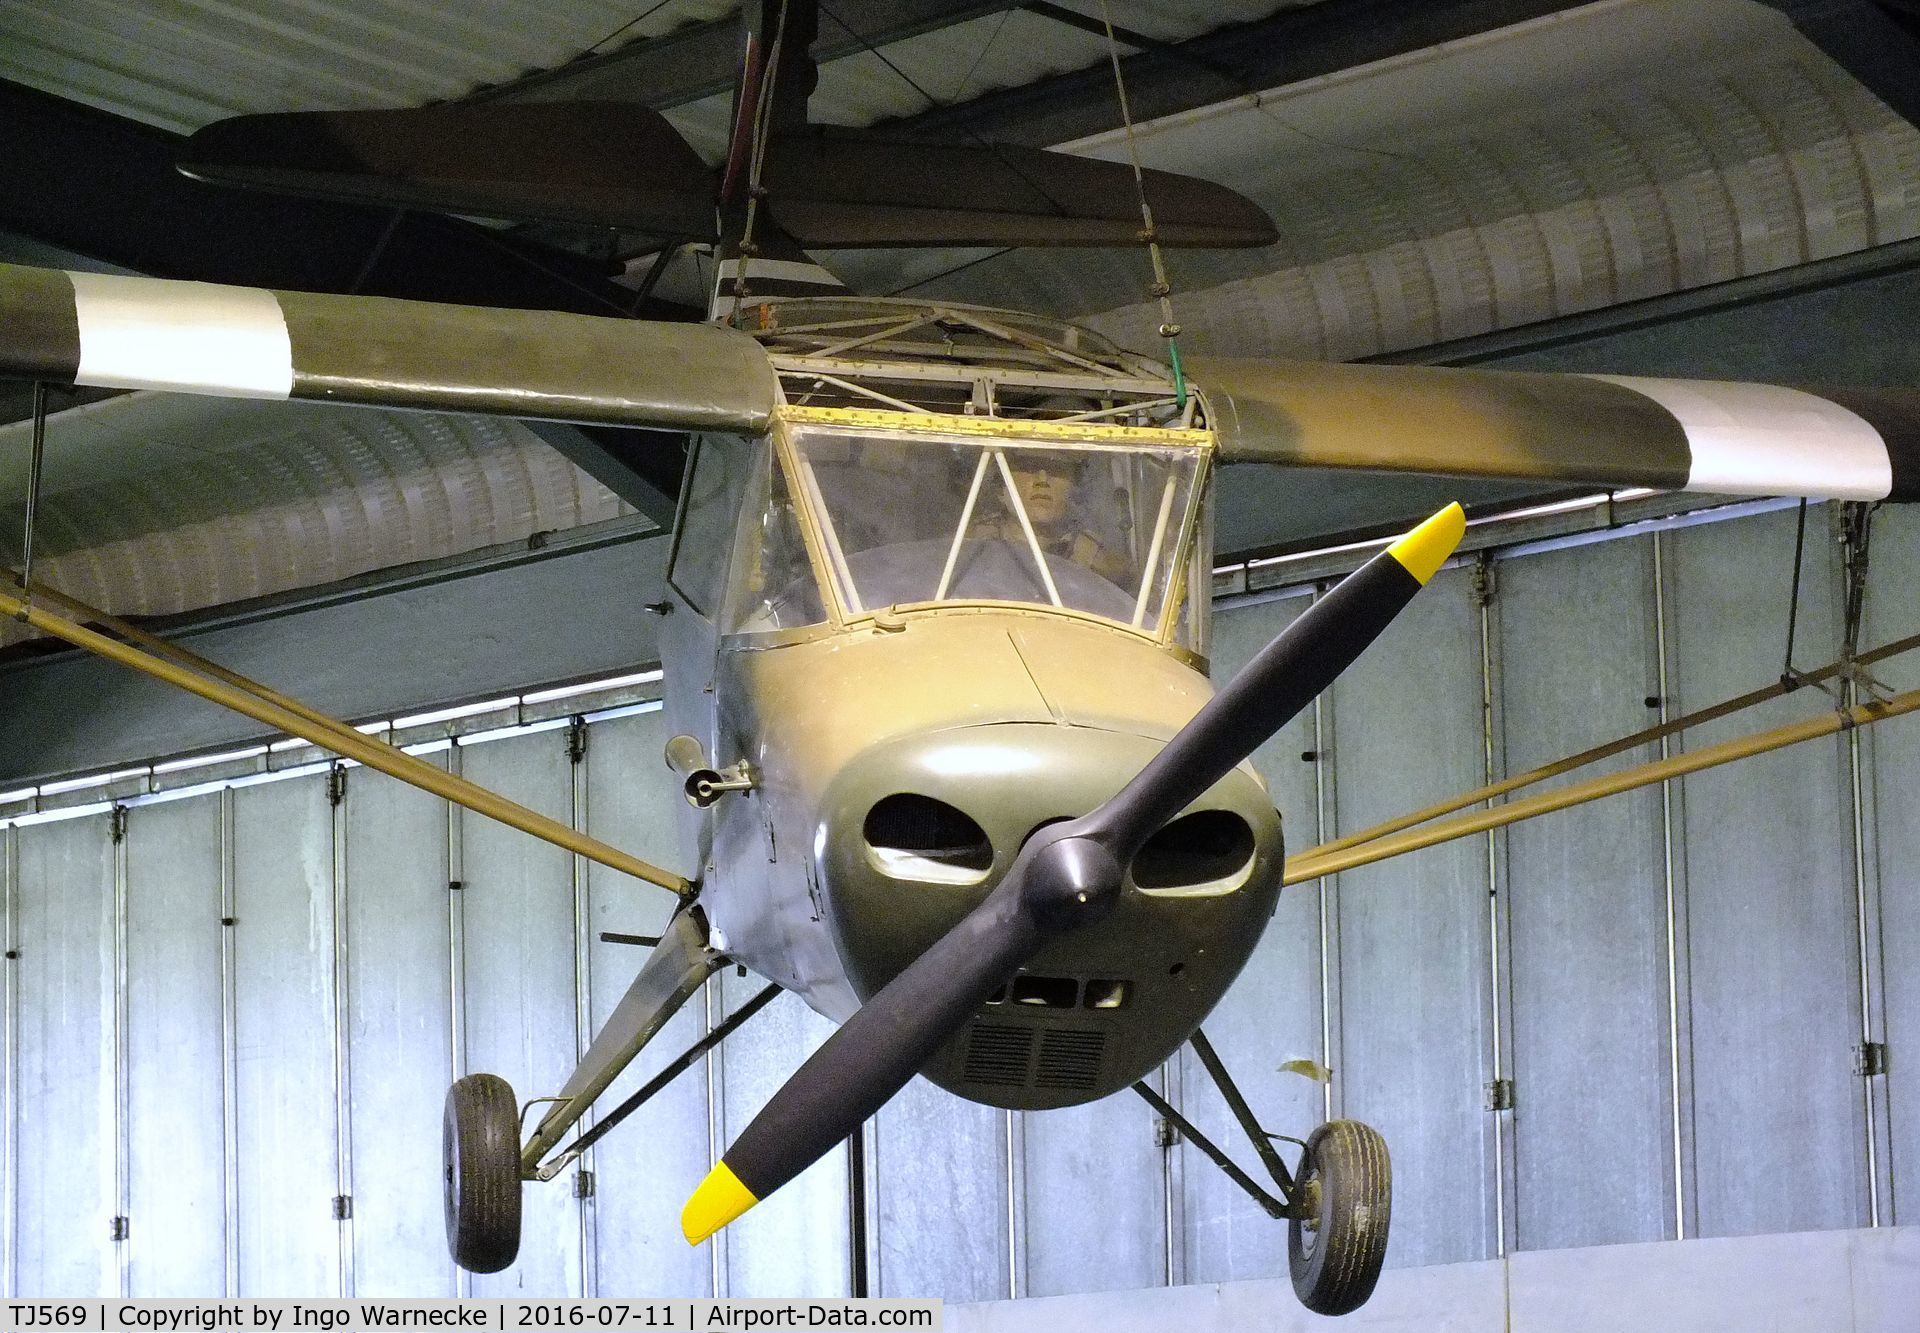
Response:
[0,573,691,897]
[1284,671,1920,885]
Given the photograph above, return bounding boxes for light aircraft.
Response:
[2,2,1918,1317]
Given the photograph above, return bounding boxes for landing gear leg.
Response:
[442,906,728,1274]
[1134,1028,1392,1317]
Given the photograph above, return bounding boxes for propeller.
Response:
[681,501,1468,1243]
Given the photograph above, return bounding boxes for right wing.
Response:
[1193,356,1920,504]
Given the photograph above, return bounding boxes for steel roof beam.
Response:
[870,0,1598,146]
[874,0,1920,148]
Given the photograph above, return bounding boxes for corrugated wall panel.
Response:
[344,764,456,1297]
[872,1084,1010,1300]
[1327,566,1498,1268]
[12,814,117,1297]
[1863,506,1919,1225]
[457,732,583,1297]
[580,707,713,1298]
[125,798,227,1295]
[716,976,850,1298]
[232,774,341,1295]
[1019,1096,1167,1296]
[1497,536,1679,1249]
[1664,508,1869,1236]
[1181,591,1324,1285]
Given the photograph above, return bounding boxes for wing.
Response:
[0,262,776,432]
[1194,356,1920,504]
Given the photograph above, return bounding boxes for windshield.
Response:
[782,421,1206,636]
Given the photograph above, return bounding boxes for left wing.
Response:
[0,262,776,432]
[1193,356,1920,503]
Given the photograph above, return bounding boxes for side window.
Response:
[667,434,751,616]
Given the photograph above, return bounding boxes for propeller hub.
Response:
[1021,833,1123,932]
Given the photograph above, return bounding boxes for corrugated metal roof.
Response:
[0,0,738,131]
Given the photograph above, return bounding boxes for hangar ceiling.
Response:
[1,0,1919,644]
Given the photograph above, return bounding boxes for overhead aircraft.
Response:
[2,1,1918,1317]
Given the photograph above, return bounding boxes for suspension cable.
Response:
[1098,0,1186,407]
[729,0,792,326]
[13,381,48,623]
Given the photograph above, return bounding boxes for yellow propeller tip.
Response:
[681,1161,758,1245]
[1385,501,1466,586]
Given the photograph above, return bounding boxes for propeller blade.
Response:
[681,502,1466,1243]
[0,262,776,433]
[1192,356,1920,503]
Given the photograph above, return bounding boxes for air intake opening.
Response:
[1132,810,1255,892]
[864,793,992,883]
[1010,975,1079,1008]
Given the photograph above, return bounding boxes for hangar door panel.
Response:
[11,815,117,1297]
[1183,591,1327,1285]
[1666,508,1868,1236]
[582,708,714,1298]
[126,797,227,1295]
[1863,506,1920,1224]
[1020,1093,1167,1296]
[1329,567,1498,1268]
[458,731,583,1298]
[233,774,342,1296]
[717,975,850,1298]
[872,1083,1009,1301]
[1497,536,1678,1250]
[344,765,455,1297]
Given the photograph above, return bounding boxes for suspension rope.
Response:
[13,381,48,623]
[729,0,792,326]
[1098,0,1185,407]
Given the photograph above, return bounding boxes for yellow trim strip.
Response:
[778,403,1213,449]
[682,1161,758,1244]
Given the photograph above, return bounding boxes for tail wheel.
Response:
[444,1073,523,1274]
[1288,1119,1391,1316]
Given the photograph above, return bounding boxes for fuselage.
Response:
[654,301,1287,1109]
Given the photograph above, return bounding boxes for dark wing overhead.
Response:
[176,104,1277,254]
[0,262,777,433]
[179,103,721,237]
[1191,357,1920,504]
[760,132,1280,249]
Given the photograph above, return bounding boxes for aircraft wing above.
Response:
[1194,356,1920,505]
[0,262,777,433]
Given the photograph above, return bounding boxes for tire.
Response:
[444,1073,523,1274]
[1288,1119,1391,1316]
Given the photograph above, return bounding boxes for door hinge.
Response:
[566,716,589,765]
[1471,558,1497,607]
[332,1194,353,1221]
[1152,1115,1180,1149]
[1855,1042,1888,1077]
[1485,1078,1516,1112]
[110,805,128,844]
[573,1169,596,1200]
[326,764,348,807]
[110,1216,130,1242]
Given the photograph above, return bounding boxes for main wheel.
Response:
[1288,1119,1391,1316]
[444,1073,523,1274]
